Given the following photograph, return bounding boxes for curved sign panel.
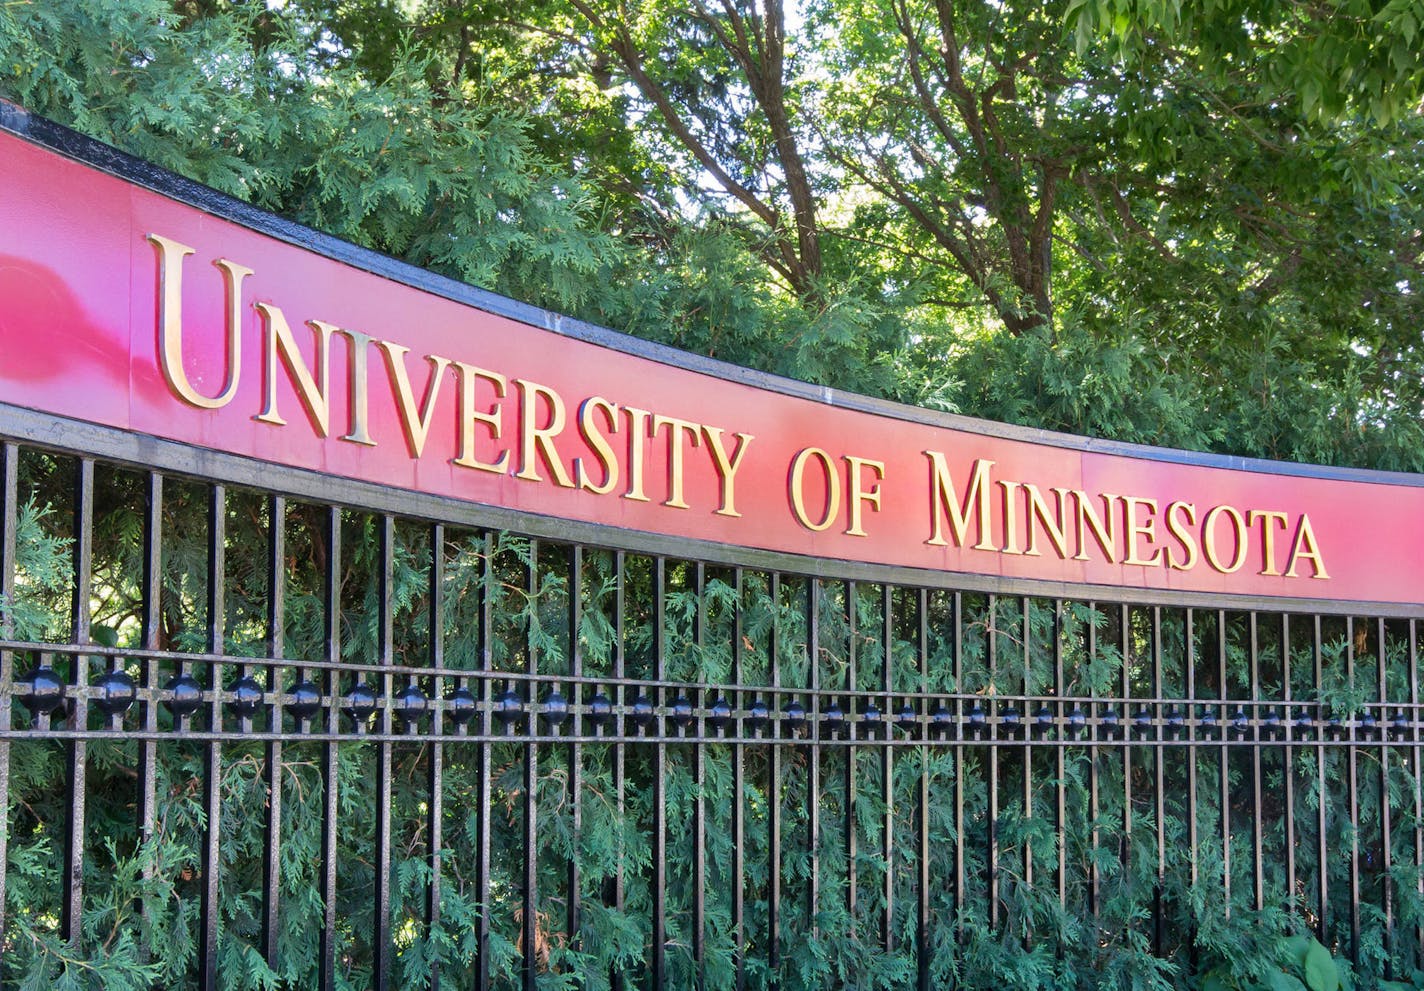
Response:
[1,118,1421,607]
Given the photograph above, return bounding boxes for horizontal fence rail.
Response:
[2,438,1423,990]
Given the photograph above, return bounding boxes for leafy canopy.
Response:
[1,0,1422,470]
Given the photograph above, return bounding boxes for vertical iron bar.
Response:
[199,482,224,991]
[1088,601,1100,920]
[846,580,857,927]
[1410,619,1423,967]
[882,584,894,956]
[1054,601,1067,917]
[1314,613,1328,943]
[374,516,395,991]
[916,588,930,991]
[1120,604,1132,884]
[768,572,782,991]
[1186,610,1198,897]
[262,496,285,970]
[610,551,626,991]
[1377,616,1392,969]
[1347,616,1361,964]
[0,443,16,971]
[522,539,540,991]
[427,524,445,991]
[1283,615,1296,923]
[476,533,494,991]
[1153,606,1166,955]
[319,507,341,991]
[952,591,964,937]
[693,561,707,990]
[808,578,821,938]
[732,568,746,991]
[987,593,999,930]
[61,460,95,949]
[568,547,584,960]
[1184,607,1199,975]
[1022,597,1033,896]
[651,556,667,990]
[1250,612,1264,914]
[1219,609,1231,919]
[1406,620,1418,968]
[136,472,162,951]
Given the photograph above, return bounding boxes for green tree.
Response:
[3,0,1423,462]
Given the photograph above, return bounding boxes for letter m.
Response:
[925,453,996,550]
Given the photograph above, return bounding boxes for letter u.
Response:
[148,233,252,409]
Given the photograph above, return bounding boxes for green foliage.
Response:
[1,497,74,642]
[0,0,622,318]
[4,458,1424,988]
[1,7,1424,982]
[3,0,1423,471]
[1065,0,1424,125]
[1196,933,1356,991]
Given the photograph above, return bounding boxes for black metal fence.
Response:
[1,429,1423,990]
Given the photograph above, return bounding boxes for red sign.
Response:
[1,127,1421,606]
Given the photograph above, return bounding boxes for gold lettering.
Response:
[1072,491,1121,561]
[451,362,509,474]
[999,480,1024,555]
[575,397,620,495]
[254,305,335,436]
[148,233,250,410]
[338,329,377,446]
[1122,496,1163,567]
[845,456,885,537]
[1284,514,1330,579]
[651,414,701,510]
[789,447,840,532]
[1247,509,1290,577]
[377,341,451,459]
[515,379,574,487]
[623,407,653,502]
[1164,501,1199,570]
[703,427,754,518]
[1024,485,1070,558]
[1202,505,1248,574]
[925,453,996,550]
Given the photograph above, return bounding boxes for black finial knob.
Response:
[286,680,322,721]
[94,669,136,717]
[494,689,524,726]
[346,682,379,723]
[1390,710,1410,740]
[22,667,65,716]
[541,690,569,727]
[444,687,477,725]
[229,676,264,718]
[396,684,429,726]
[669,696,693,728]
[1231,707,1251,739]
[707,697,732,731]
[1099,708,1121,740]
[586,692,613,727]
[1133,706,1154,738]
[164,673,201,718]
[629,694,655,727]
[747,698,770,729]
